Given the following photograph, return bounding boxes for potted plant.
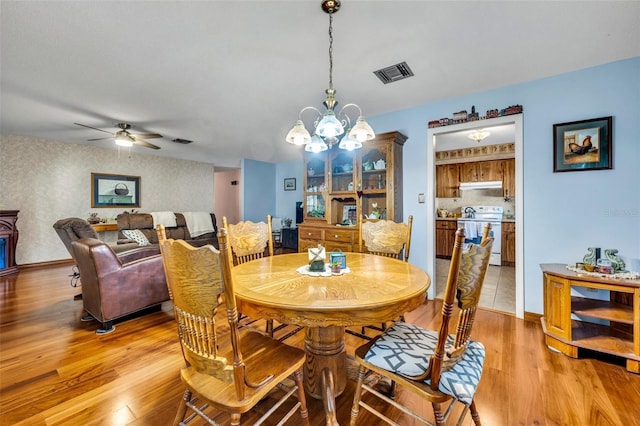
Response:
[330,261,342,274]
[283,217,292,228]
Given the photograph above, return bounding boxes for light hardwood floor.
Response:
[2,263,640,425]
[436,258,515,314]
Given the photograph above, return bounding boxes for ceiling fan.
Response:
[74,122,162,150]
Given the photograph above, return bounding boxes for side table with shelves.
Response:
[540,263,640,373]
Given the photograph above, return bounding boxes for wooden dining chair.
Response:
[350,224,493,426]
[223,215,274,265]
[354,215,413,338]
[222,215,277,336]
[158,227,309,426]
[359,215,413,262]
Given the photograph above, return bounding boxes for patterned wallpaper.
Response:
[0,135,214,264]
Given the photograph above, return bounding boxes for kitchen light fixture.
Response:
[467,129,491,143]
[285,0,375,153]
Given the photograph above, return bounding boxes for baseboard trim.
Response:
[18,258,74,270]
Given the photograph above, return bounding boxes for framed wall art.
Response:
[91,173,141,208]
[553,116,612,172]
[284,177,296,191]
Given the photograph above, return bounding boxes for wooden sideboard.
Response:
[298,223,358,253]
[540,263,640,373]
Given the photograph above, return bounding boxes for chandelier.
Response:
[467,128,491,142]
[285,0,375,153]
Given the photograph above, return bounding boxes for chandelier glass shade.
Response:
[285,0,374,152]
[467,129,491,142]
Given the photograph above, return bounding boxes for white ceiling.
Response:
[2,1,639,168]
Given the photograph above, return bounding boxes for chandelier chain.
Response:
[328,14,333,90]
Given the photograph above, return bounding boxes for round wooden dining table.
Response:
[232,252,430,421]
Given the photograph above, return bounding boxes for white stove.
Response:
[456,206,503,265]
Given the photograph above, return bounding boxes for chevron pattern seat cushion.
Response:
[363,321,485,405]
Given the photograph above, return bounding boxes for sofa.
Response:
[72,237,169,334]
[116,212,219,249]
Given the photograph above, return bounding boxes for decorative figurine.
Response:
[603,249,625,273]
[582,247,600,266]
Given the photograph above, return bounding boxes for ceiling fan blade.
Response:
[74,123,114,135]
[88,137,113,141]
[134,133,162,139]
[133,139,161,150]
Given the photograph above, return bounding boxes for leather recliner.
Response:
[53,217,139,257]
[71,237,170,334]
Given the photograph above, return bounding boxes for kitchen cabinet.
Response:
[435,220,457,258]
[435,164,460,198]
[436,158,515,199]
[501,221,515,266]
[459,160,503,182]
[540,264,640,374]
[502,159,515,199]
[300,131,407,251]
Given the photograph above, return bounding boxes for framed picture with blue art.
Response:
[553,116,612,172]
[91,173,141,208]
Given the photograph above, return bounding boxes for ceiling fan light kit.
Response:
[285,0,375,152]
[74,122,162,150]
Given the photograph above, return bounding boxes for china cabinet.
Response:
[299,131,407,252]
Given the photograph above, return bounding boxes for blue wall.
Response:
[276,160,303,222]
[368,57,639,314]
[241,158,276,222]
[261,58,639,314]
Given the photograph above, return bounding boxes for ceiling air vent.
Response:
[172,138,193,144]
[373,61,414,84]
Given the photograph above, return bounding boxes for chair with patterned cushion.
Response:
[354,215,413,338]
[350,224,493,426]
[222,215,276,336]
[158,228,309,426]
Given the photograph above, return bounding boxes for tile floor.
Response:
[435,258,516,314]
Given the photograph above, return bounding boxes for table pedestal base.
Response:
[304,326,346,399]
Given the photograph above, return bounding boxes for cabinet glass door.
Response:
[330,151,355,193]
[304,155,326,220]
[360,146,388,220]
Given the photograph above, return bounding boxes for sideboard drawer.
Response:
[299,228,322,240]
[324,229,355,243]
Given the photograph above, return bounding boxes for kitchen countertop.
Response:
[436,217,516,223]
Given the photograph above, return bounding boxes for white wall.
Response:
[0,135,215,264]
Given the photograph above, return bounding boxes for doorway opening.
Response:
[426,115,524,318]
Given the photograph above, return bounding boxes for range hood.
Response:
[459,181,503,190]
